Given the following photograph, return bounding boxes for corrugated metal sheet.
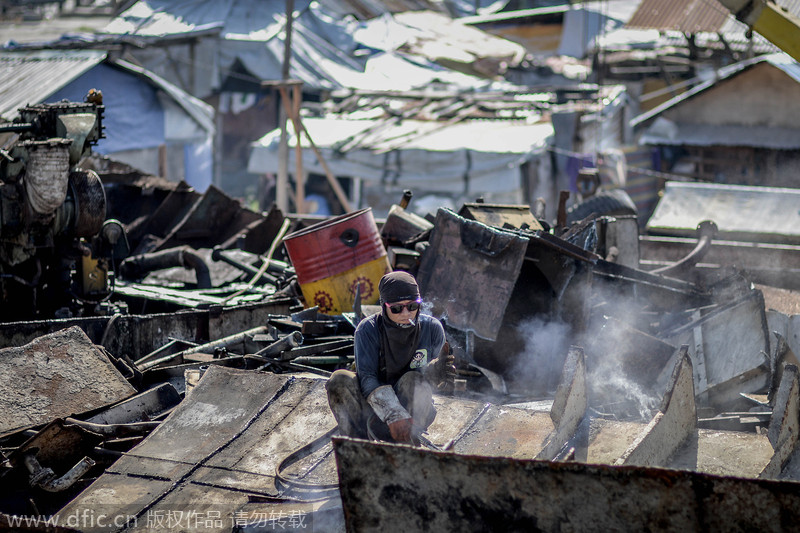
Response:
[0,49,106,122]
[628,0,800,34]
[627,0,731,33]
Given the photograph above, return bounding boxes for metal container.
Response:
[284,208,391,314]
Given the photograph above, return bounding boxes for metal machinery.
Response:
[720,0,800,62]
[0,91,129,320]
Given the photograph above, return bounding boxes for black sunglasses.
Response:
[386,301,421,314]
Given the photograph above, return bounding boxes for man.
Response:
[326,271,452,444]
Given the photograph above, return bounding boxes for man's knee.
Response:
[395,371,433,401]
[326,369,357,396]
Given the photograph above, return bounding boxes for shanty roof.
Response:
[0,49,106,121]
[600,0,789,55]
[628,0,800,33]
[354,10,527,78]
[100,1,521,92]
[0,49,214,131]
[627,0,731,33]
[632,53,800,148]
[0,49,215,190]
[248,115,552,194]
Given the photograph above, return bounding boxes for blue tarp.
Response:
[48,63,165,154]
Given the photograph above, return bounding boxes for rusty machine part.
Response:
[0,94,130,320]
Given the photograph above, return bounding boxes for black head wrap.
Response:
[377,271,421,384]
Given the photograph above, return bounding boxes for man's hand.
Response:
[432,342,457,393]
[388,417,413,443]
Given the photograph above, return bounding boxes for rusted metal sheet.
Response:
[333,437,800,532]
[416,208,529,340]
[156,185,263,252]
[58,367,343,532]
[662,289,770,409]
[457,203,544,231]
[448,404,554,458]
[0,298,294,360]
[537,346,587,460]
[617,349,696,467]
[763,365,800,479]
[0,327,137,437]
[85,383,181,425]
[646,182,800,246]
[587,345,776,478]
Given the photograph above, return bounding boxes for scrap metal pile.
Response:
[0,155,799,530]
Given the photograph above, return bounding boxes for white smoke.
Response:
[509,318,572,396]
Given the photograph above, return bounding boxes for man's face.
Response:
[385,299,420,325]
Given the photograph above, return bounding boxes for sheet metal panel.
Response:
[0,50,106,121]
[0,326,136,436]
[59,367,341,532]
[333,438,800,532]
[627,0,731,33]
[416,208,529,340]
[647,181,800,244]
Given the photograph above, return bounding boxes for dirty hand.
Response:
[433,342,457,391]
[438,353,456,388]
[388,417,413,443]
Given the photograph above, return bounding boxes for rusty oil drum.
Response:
[283,208,391,314]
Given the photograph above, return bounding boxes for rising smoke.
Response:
[511,312,663,421]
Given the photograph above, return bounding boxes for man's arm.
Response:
[354,319,383,399]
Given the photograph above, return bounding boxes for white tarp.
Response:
[248,116,552,193]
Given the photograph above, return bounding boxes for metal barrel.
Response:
[283,208,390,314]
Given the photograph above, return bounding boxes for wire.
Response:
[273,426,339,498]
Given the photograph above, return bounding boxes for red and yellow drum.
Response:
[283,208,391,314]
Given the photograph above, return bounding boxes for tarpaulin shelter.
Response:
[247,112,553,215]
[0,49,215,190]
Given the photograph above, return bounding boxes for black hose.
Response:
[120,246,212,288]
[274,427,340,497]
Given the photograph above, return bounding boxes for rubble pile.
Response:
[0,181,799,531]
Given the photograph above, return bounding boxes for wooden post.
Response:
[276,0,295,213]
[292,83,304,213]
[158,144,168,180]
[273,81,353,213]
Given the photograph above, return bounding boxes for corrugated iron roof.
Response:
[0,49,106,122]
[627,0,731,33]
[627,0,800,34]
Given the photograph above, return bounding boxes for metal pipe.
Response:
[138,325,270,371]
[255,331,304,358]
[651,220,718,276]
[291,355,353,365]
[24,450,96,492]
[64,417,161,437]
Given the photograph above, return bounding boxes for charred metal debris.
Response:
[0,119,799,530]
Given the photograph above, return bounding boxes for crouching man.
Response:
[325,271,452,444]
